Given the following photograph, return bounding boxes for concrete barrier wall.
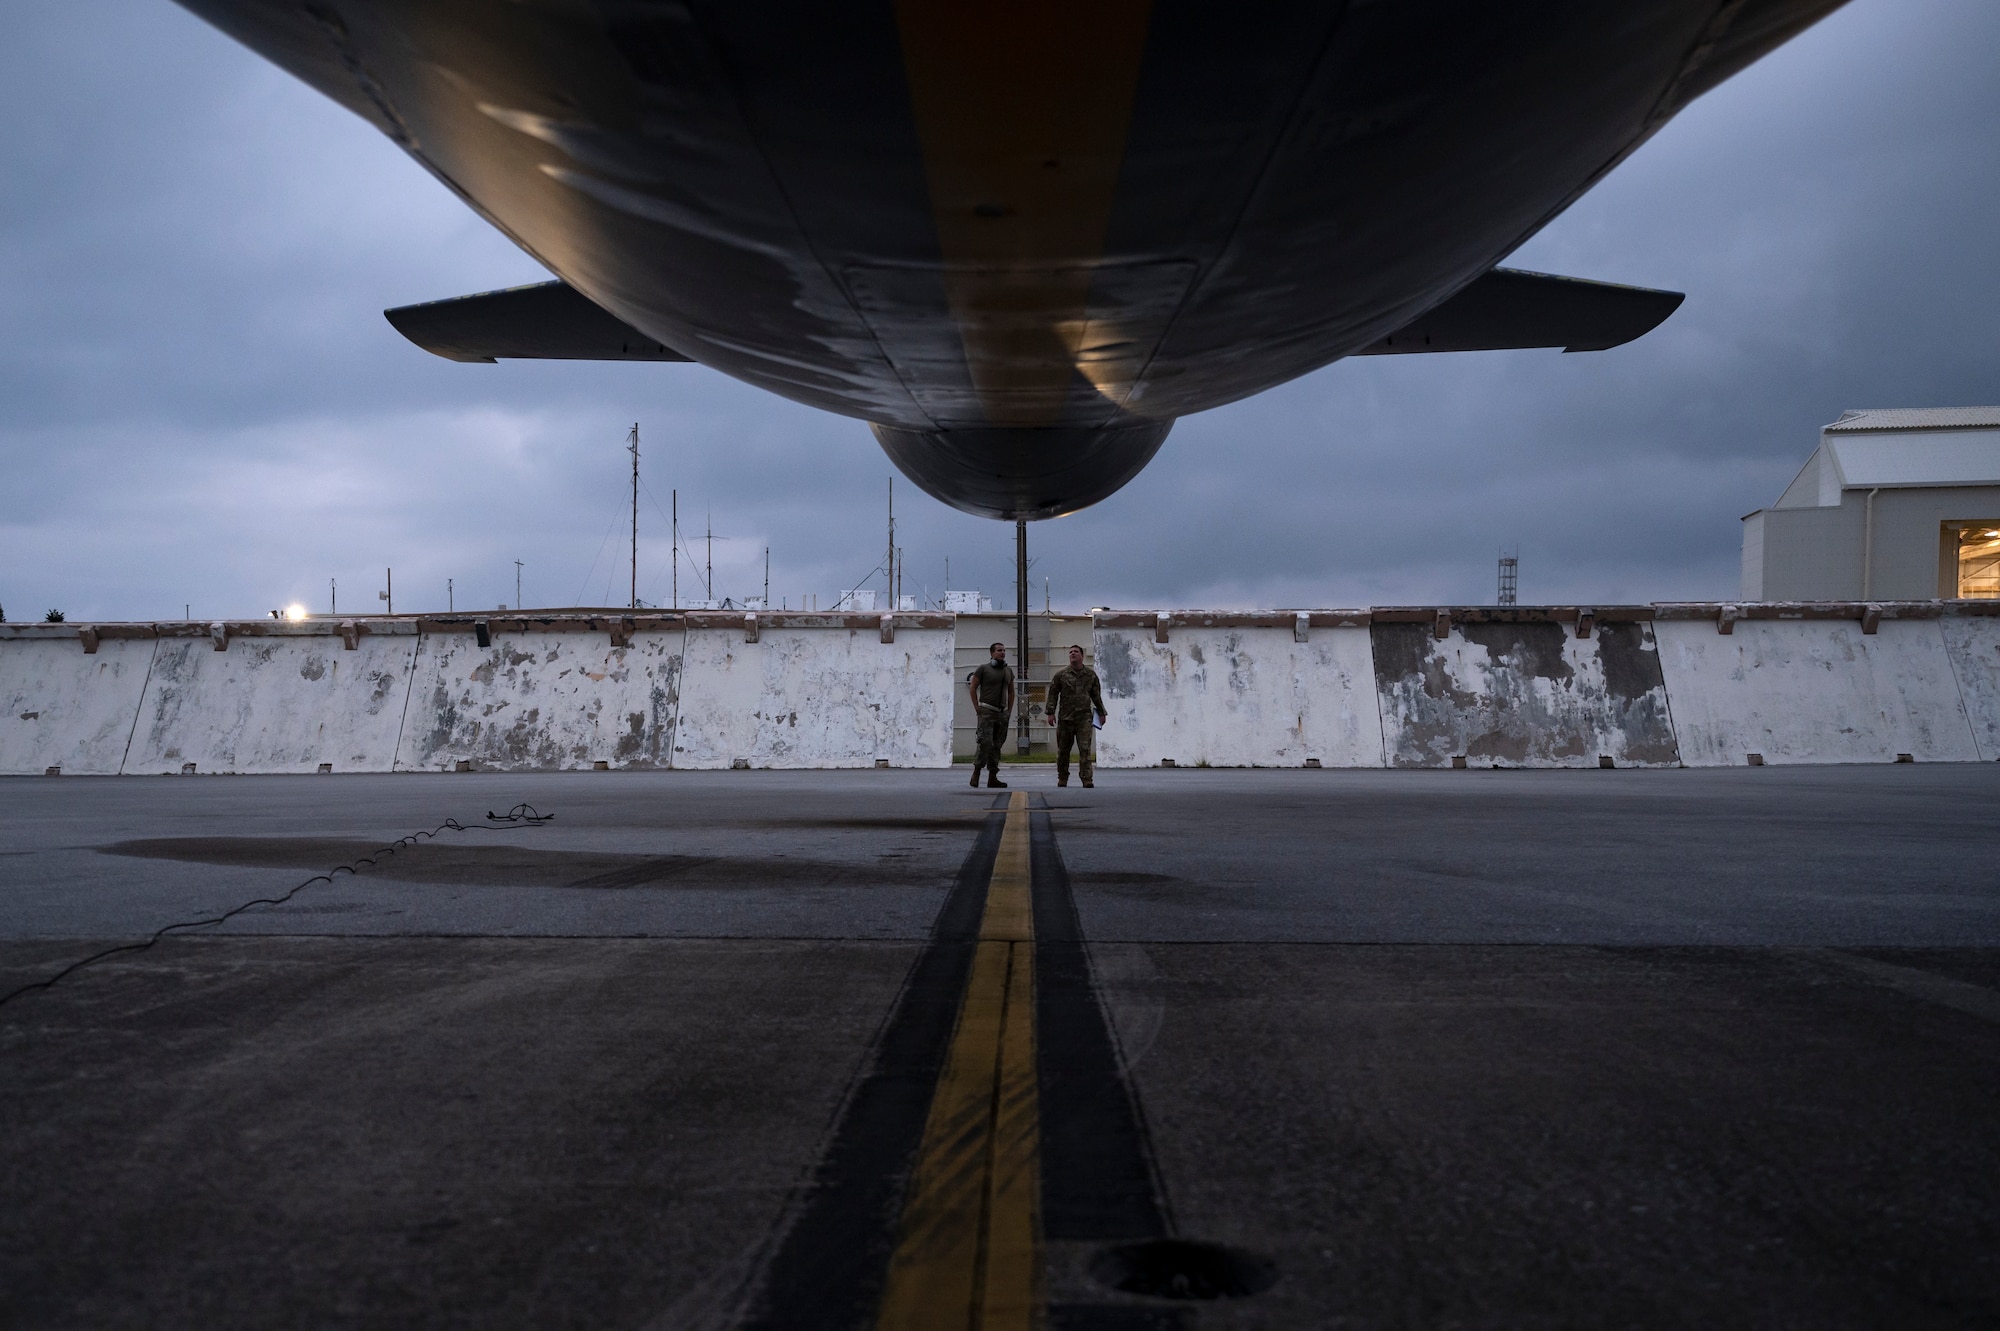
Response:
[0,629,156,775]
[1654,608,1979,766]
[5,605,1998,774]
[128,625,418,775]
[1092,614,1384,768]
[673,614,956,769]
[1936,610,2000,761]
[395,618,682,772]
[1371,611,1681,769]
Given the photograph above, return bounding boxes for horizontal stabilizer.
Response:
[384,281,691,363]
[1354,268,1684,355]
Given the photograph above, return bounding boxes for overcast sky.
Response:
[3,1,1997,621]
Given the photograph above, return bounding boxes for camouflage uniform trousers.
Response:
[975,707,1012,774]
[1055,716,1095,783]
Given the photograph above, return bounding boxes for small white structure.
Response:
[941,590,994,613]
[1742,407,2000,601]
[833,589,877,612]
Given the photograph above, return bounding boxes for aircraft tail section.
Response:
[384,282,691,363]
[1355,268,1684,356]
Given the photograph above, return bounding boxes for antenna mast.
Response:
[627,423,640,609]
[887,478,895,606]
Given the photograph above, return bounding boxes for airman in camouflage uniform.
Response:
[1046,644,1107,787]
[966,642,1014,788]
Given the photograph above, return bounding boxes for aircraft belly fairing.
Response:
[173,0,1849,519]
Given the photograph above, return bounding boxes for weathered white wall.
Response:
[10,608,2000,776]
[1372,618,1681,769]
[1654,617,1979,765]
[1092,623,1384,768]
[1940,614,2000,761]
[396,629,682,772]
[674,622,955,768]
[128,627,417,774]
[0,633,155,775]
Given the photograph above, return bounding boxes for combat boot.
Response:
[1057,775,1068,787]
[987,770,1008,788]
[969,768,980,787]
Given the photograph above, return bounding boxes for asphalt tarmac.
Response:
[3,765,1998,1329]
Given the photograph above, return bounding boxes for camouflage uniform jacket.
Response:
[1047,663,1106,723]
[969,659,1015,714]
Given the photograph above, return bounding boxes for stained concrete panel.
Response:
[1654,617,1979,766]
[0,635,155,775]
[127,630,416,775]
[1940,614,2000,761]
[1373,620,1681,768]
[673,625,955,769]
[395,630,681,772]
[1092,625,1384,768]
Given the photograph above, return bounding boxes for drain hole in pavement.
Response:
[1090,1239,1277,1300]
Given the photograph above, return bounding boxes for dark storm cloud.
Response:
[2,0,1997,621]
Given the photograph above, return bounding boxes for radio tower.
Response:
[1497,548,1518,606]
[627,423,640,609]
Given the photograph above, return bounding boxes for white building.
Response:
[942,590,994,613]
[1741,407,2000,601]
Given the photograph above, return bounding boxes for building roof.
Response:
[1824,431,2000,489]
[1825,406,2000,432]
[1769,410,2000,508]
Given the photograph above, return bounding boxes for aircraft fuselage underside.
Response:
[176,0,1846,517]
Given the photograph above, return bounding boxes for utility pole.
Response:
[1015,520,1029,754]
[705,510,713,605]
[379,568,392,615]
[448,577,454,612]
[672,489,678,610]
[329,578,336,616]
[628,423,640,610]
[514,559,523,611]
[763,546,770,610]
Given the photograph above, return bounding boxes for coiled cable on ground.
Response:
[0,802,556,1010]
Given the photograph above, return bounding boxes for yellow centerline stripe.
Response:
[981,790,1034,943]
[877,792,1042,1331]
